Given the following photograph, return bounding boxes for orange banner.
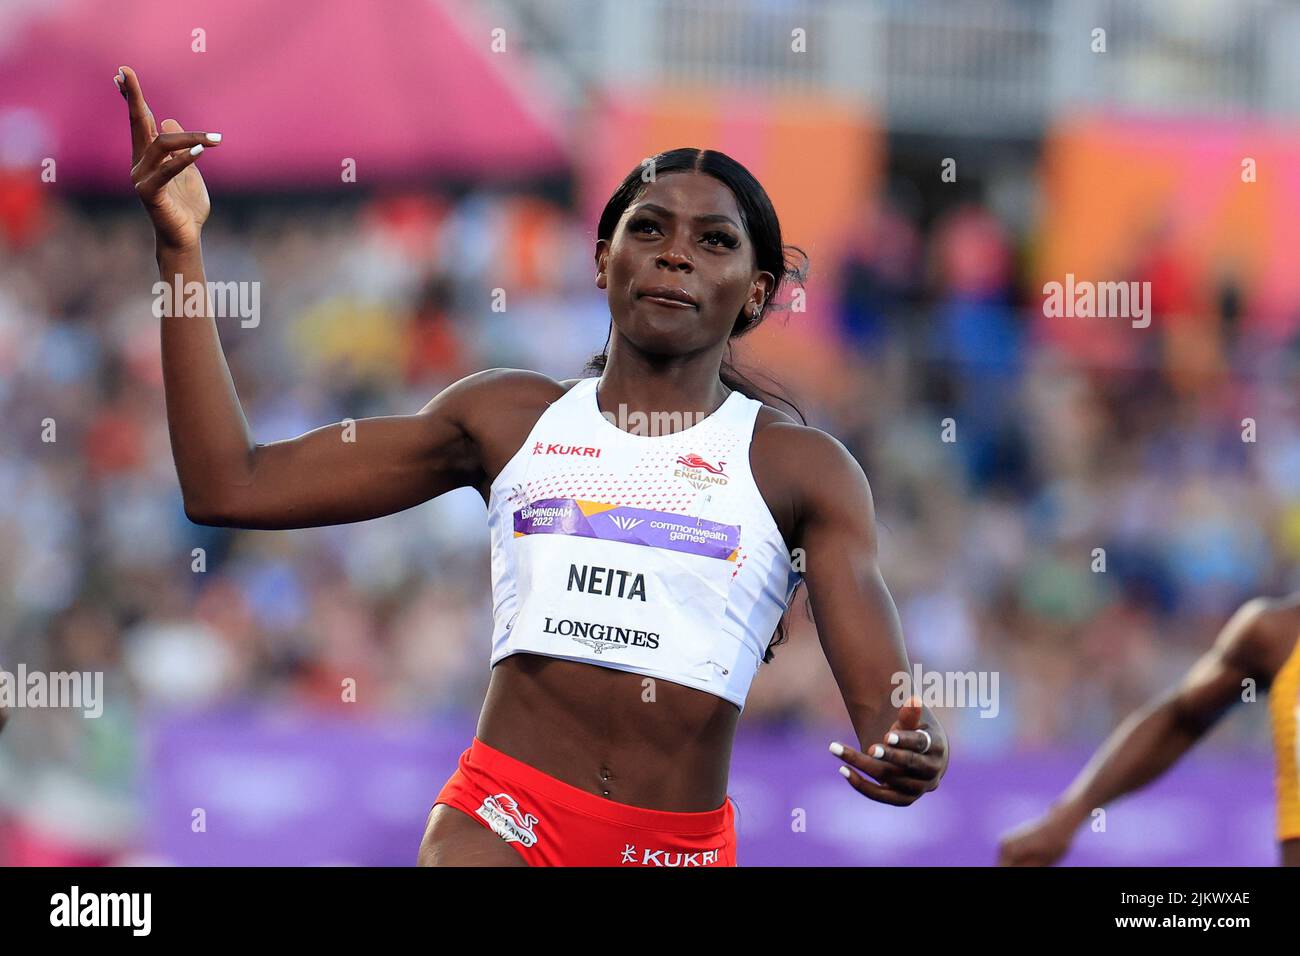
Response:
[1036,115,1300,350]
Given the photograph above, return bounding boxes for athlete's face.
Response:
[595,172,773,359]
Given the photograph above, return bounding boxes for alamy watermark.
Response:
[599,403,711,437]
[1042,273,1151,329]
[50,886,150,936]
[152,273,261,327]
[891,663,999,718]
[0,665,103,718]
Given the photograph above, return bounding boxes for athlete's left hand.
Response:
[829,696,947,805]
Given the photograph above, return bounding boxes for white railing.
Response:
[488,0,1300,133]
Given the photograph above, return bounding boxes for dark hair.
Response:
[583,147,811,663]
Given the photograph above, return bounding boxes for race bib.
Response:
[508,498,740,680]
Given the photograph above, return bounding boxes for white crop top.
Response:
[486,376,801,712]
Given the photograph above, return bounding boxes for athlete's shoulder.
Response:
[425,370,589,444]
[1253,594,1300,669]
[445,367,565,396]
[1255,592,1300,628]
[1219,593,1300,679]
[752,407,863,481]
[748,406,872,539]
[437,368,587,408]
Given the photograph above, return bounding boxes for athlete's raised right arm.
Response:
[118,65,498,529]
[997,596,1280,866]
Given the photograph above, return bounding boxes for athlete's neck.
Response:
[596,353,731,431]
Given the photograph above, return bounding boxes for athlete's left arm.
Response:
[782,426,949,805]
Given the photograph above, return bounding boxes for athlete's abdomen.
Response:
[475,652,738,813]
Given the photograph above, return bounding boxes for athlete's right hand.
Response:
[996,810,1078,866]
[116,65,221,251]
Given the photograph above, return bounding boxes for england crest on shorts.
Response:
[476,792,539,847]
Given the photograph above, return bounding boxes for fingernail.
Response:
[828,741,844,757]
[870,744,885,758]
[887,732,899,745]
[113,74,123,89]
[189,144,205,156]
[838,766,852,779]
[205,132,222,143]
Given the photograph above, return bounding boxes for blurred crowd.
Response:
[1,173,1298,863]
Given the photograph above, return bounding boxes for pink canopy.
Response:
[0,0,570,189]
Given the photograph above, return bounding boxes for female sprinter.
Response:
[117,64,948,867]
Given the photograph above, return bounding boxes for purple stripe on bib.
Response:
[514,497,739,560]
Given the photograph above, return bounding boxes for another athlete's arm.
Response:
[998,597,1278,866]
[781,425,949,805]
[119,65,494,529]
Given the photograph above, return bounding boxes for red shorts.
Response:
[432,737,737,867]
